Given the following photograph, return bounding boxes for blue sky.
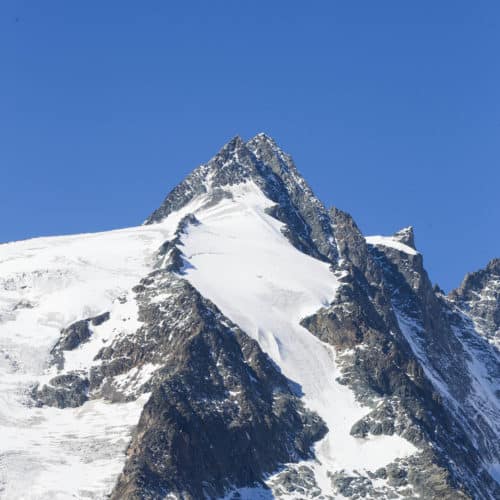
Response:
[2,1,499,291]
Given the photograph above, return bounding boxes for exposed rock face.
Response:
[449,258,500,347]
[51,311,110,366]
[33,311,111,407]
[15,134,499,499]
[246,134,338,262]
[34,372,90,408]
[305,210,475,499]
[362,242,499,499]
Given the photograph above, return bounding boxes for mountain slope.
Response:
[449,258,500,347]
[0,225,169,498]
[0,134,498,499]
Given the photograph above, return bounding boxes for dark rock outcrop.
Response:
[33,312,110,407]
[34,371,90,408]
[51,311,110,367]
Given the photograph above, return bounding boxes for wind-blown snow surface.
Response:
[181,183,416,495]
[0,225,177,499]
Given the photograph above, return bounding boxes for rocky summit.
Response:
[0,134,498,500]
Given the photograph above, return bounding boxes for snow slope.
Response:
[180,182,416,496]
[0,217,199,498]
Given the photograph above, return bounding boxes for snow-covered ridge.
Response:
[365,235,418,256]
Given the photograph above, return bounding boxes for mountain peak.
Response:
[213,133,283,169]
[216,133,281,162]
[393,226,416,249]
[246,132,293,178]
[486,257,500,275]
[146,134,338,262]
[248,132,278,147]
[221,134,245,152]
[211,135,247,165]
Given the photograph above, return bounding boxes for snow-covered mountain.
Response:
[0,134,498,499]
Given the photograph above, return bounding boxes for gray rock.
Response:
[34,372,89,408]
[449,258,500,346]
[50,311,110,368]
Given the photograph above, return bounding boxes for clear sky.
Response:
[2,1,499,291]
